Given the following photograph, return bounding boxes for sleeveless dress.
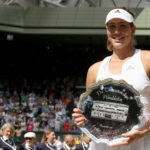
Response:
[89,49,150,150]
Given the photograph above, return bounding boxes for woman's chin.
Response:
[113,44,124,49]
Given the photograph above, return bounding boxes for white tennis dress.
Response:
[89,49,150,150]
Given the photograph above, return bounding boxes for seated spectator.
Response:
[14,126,22,143]
[63,120,69,132]
[0,123,17,150]
[18,132,39,150]
[39,128,61,150]
[60,134,76,150]
[27,118,34,131]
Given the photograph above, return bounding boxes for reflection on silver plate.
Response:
[78,78,144,145]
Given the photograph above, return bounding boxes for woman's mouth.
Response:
[114,36,124,42]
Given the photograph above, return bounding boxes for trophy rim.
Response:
[78,78,144,145]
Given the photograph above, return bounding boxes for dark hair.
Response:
[118,7,135,18]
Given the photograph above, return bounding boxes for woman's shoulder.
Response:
[88,61,102,72]
[88,56,111,70]
[141,50,150,60]
[87,61,102,78]
[141,49,150,54]
[140,50,150,76]
[86,61,102,87]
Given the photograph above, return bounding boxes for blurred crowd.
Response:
[0,123,92,150]
[0,76,85,135]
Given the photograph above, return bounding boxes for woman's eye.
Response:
[107,25,115,30]
[120,24,127,29]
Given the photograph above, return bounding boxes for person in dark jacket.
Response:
[18,132,40,150]
[0,123,17,150]
[60,134,76,150]
[38,128,59,150]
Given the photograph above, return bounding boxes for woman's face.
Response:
[106,18,135,50]
[46,132,56,143]
[2,127,13,139]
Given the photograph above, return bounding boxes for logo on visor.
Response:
[115,9,120,13]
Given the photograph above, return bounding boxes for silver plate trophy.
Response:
[78,78,144,145]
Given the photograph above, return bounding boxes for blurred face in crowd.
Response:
[46,131,56,144]
[25,137,36,147]
[66,135,75,147]
[2,127,13,139]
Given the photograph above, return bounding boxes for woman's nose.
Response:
[114,27,121,34]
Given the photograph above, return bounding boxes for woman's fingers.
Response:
[77,121,85,127]
[110,130,145,146]
[110,130,147,147]
[72,113,87,126]
[109,138,130,147]
[75,116,87,122]
[72,108,83,118]
[73,108,83,113]
[75,117,87,126]
[72,108,87,126]
[72,113,83,118]
[122,130,145,139]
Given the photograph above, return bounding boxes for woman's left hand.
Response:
[110,123,150,146]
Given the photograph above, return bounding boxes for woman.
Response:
[39,129,58,150]
[72,7,150,150]
[0,123,17,150]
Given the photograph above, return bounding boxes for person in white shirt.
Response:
[73,7,150,150]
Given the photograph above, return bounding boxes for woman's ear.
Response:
[132,25,136,34]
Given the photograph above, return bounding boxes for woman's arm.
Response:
[72,62,101,126]
[86,62,101,88]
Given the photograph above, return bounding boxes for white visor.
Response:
[105,9,134,24]
[24,132,36,138]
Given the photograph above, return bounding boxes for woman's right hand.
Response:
[72,108,88,127]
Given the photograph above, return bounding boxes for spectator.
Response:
[39,128,60,150]
[14,126,22,143]
[63,120,69,132]
[60,134,76,150]
[27,118,34,131]
[18,132,39,150]
[0,123,17,150]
